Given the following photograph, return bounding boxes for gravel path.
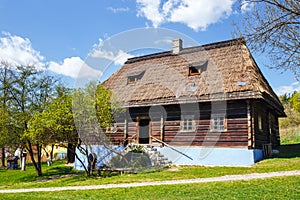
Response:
[1,170,300,194]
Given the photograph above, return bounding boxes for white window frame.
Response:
[181,115,195,131]
[210,114,226,131]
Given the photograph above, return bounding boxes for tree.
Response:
[289,91,300,112]
[279,93,290,105]
[7,65,57,176]
[0,61,20,167]
[73,82,124,176]
[237,0,300,77]
[95,83,115,129]
[279,91,300,128]
[28,86,77,165]
[0,61,10,167]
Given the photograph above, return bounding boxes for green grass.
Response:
[0,157,299,190]
[280,126,300,144]
[0,176,299,200]
[0,143,299,200]
[0,143,299,191]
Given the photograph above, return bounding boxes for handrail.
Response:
[123,134,137,143]
[150,136,193,160]
[118,134,137,154]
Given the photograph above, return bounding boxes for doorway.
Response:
[138,118,150,144]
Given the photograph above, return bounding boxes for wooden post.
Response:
[268,112,272,144]
[251,103,256,149]
[149,121,152,144]
[247,100,253,149]
[124,118,128,145]
[160,113,164,142]
[136,117,139,144]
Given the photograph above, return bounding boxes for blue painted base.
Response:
[74,145,124,171]
[74,145,265,170]
[157,146,264,166]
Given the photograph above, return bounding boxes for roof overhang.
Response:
[119,90,286,117]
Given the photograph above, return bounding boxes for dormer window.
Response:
[189,66,201,76]
[188,60,208,76]
[127,76,139,84]
[127,71,145,84]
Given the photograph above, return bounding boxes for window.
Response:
[181,115,195,131]
[188,60,208,76]
[127,76,139,84]
[127,71,145,84]
[105,123,117,133]
[189,66,201,76]
[211,114,226,131]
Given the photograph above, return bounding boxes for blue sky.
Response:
[0,0,298,95]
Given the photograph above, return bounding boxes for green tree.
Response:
[28,86,77,165]
[279,93,290,105]
[0,61,20,167]
[279,91,300,128]
[289,91,300,112]
[95,83,115,129]
[72,82,124,176]
[7,65,57,176]
[237,0,300,77]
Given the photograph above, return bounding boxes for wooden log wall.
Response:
[104,122,125,145]
[253,101,280,149]
[162,101,249,147]
[105,100,282,149]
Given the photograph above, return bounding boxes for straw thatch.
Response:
[104,38,284,116]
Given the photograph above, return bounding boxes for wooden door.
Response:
[138,119,150,144]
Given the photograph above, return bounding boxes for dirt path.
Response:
[1,170,300,194]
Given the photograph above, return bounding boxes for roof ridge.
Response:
[125,37,245,64]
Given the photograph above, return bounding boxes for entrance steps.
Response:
[136,144,172,166]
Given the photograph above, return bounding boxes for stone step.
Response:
[109,144,172,167]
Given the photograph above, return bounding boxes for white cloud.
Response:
[136,0,164,28]
[0,32,102,80]
[136,0,235,31]
[90,39,134,66]
[48,57,102,79]
[91,49,133,65]
[0,32,44,68]
[275,82,300,96]
[107,6,130,13]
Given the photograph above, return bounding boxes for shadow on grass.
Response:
[278,143,300,158]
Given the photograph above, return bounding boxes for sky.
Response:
[0,0,298,95]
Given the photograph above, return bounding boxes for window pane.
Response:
[214,119,218,127]
[182,116,194,131]
[219,117,224,126]
[184,120,187,130]
[187,119,191,130]
[211,115,226,130]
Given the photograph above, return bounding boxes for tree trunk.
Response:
[51,144,54,161]
[27,140,42,176]
[1,147,5,167]
[76,144,91,176]
[67,143,75,163]
[75,150,90,176]
[37,143,42,171]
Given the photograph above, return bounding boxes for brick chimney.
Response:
[172,39,182,54]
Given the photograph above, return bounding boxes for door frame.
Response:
[136,116,151,144]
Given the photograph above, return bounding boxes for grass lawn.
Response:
[0,176,299,200]
[0,143,299,199]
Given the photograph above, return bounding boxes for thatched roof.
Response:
[104,38,285,116]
